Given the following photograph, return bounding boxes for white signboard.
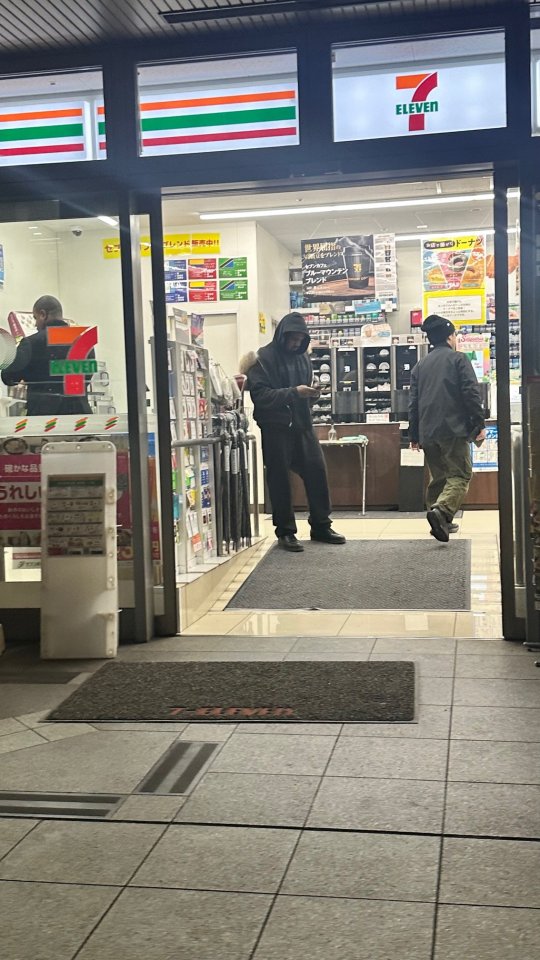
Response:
[334,59,506,142]
[424,293,484,325]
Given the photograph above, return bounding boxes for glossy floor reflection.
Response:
[185,511,502,639]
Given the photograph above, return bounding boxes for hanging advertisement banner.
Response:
[302,235,375,301]
[103,233,220,259]
[373,234,398,308]
[422,234,486,325]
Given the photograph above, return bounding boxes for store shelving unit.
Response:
[166,337,216,575]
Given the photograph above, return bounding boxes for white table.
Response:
[320,438,369,516]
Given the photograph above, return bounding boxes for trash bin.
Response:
[398,442,425,512]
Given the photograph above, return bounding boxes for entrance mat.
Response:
[47,660,415,723]
[227,538,471,611]
[296,510,464,520]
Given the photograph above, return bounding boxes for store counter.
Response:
[290,421,498,511]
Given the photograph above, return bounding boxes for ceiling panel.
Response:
[162,174,499,253]
[0,0,515,54]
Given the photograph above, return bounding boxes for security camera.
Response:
[71,225,83,237]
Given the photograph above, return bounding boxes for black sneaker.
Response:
[430,522,459,538]
[277,535,304,552]
[310,528,346,545]
[427,507,450,543]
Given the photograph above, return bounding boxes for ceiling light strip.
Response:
[199,192,505,221]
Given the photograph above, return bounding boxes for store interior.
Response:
[0,174,518,614]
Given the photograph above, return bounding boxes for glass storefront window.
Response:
[0,68,106,165]
[531,27,540,134]
[333,31,506,143]
[137,51,299,157]
[0,213,128,582]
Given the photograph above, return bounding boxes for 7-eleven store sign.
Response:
[47,325,98,395]
[395,72,439,132]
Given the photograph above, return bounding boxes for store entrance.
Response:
[155,170,524,642]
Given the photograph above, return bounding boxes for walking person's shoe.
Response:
[427,507,450,543]
[430,521,459,538]
[310,528,346,545]
[278,535,304,552]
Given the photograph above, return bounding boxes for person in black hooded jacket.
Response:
[241,312,345,552]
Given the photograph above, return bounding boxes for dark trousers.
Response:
[261,425,332,537]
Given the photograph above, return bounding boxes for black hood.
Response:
[273,312,310,354]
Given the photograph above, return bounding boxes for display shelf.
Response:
[310,345,333,425]
[361,345,393,415]
[152,329,217,576]
[173,342,215,573]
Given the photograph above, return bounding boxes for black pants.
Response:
[261,425,332,537]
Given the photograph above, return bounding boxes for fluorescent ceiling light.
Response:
[199,193,496,221]
[395,227,518,242]
[98,215,118,227]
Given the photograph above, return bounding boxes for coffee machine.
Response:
[391,342,428,419]
[332,346,361,422]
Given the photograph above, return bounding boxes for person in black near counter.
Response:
[1,295,93,416]
[409,313,486,542]
[241,311,345,552]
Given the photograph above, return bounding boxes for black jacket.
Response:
[245,313,313,429]
[409,343,485,445]
[1,319,92,416]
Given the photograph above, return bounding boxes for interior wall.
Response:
[256,223,292,345]
[0,223,59,336]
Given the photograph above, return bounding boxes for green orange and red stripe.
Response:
[0,102,88,163]
[97,86,298,155]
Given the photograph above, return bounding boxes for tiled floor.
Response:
[1,510,540,958]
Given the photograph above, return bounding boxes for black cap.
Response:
[421,314,456,344]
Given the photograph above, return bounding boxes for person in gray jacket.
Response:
[409,314,486,542]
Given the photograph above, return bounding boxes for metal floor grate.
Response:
[135,741,219,795]
[0,792,122,818]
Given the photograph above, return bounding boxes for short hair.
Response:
[33,295,63,320]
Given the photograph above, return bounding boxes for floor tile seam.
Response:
[157,821,522,842]
[435,898,540,911]
[298,723,345,831]
[434,902,540,913]
[126,883,439,905]
[430,636,458,960]
[0,735,57,758]
[0,818,41,866]
[69,814,176,957]
[446,777,540,787]
[70,881,129,960]
[234,718,366,949]
[0,725,27,739]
